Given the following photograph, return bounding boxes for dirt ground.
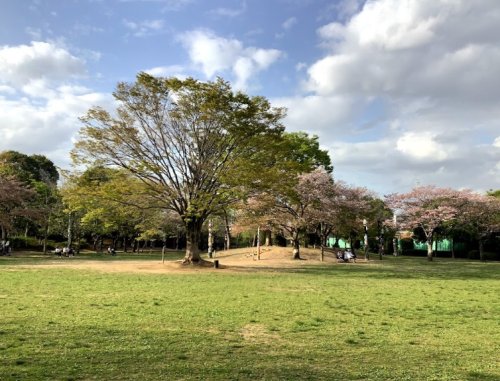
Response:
[14,247,361,274]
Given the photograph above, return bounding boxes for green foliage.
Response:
[487,189,500,198]
[73,73,289,261]
[0,151,58,185]
[281,132,333,173]
[0,256,498,380]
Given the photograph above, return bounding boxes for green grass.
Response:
[0,254,499,380]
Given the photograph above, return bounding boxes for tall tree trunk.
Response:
[292,232,301,260]
[123,236,128,253]
[478,238,485,261]
[223,211,231,250]
[67,212,73,248]
[184,218,204,264]
[264,229,271,246]
[207,219,214,258]
[162,233,167,263]
[426,238,433,261]
[1,226,6,255]
[451,237,455,259]
[256,226,261,260]
[42,217,50,254]
[350,237,356,256]
[320,234,325,262]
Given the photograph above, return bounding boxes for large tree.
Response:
[311,180,371,260]
[0,151,59,185]
[0,151,60,251]
[386,186,464,261]
[244,168,334,260]
[73,74,285,264]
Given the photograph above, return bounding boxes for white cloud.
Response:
[273,95,355,137]
[179,29,282,90]
[396,132,448,161]
[317,22,345,41]
[336,0,362,20]
[118,0,194,11]
[209,2,246,18]
[278,0,500,194]
[0,90,113,169]
[0,41,86,87]
[348,0,439,50]
[144,65,186,78]
[0,42,110,169]
[0,85,16,95]
[123,19,165,37]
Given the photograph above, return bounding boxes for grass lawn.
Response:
[0,251,499,380]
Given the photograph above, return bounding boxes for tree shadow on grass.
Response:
[227,257,500,281]
[467,371,500,381]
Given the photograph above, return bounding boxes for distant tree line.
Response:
[1,74,499,262]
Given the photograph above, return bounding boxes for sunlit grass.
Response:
[0,254,498,380]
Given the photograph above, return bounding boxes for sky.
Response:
[0,0,499,196]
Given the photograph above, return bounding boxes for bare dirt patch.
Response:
[241,323,281,344]
[10,247,363,274]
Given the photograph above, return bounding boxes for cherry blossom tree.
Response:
[309,180,371,260]
[239,169,372,260]
[237,169,329,259]
[386,186,464,261]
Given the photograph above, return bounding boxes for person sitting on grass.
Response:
[337,250,344,261]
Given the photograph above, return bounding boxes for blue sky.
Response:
[1,0,499,196]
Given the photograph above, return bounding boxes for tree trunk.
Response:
[350,237,356,256]
[292,234,301,260]
[256,226,261,260]
[123,236,128,253]
[451,237,455,259]
[264,229,272,246]
[208,219,214,258]
[1,226,6,255]
[364,232,369,261]
[183,218,204,264]
[67,212,73,248]
[223,211,231,250]
[162,233,167,263]
[479,239,485,261]
[42,218,50,255]
[426,239,433,261]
